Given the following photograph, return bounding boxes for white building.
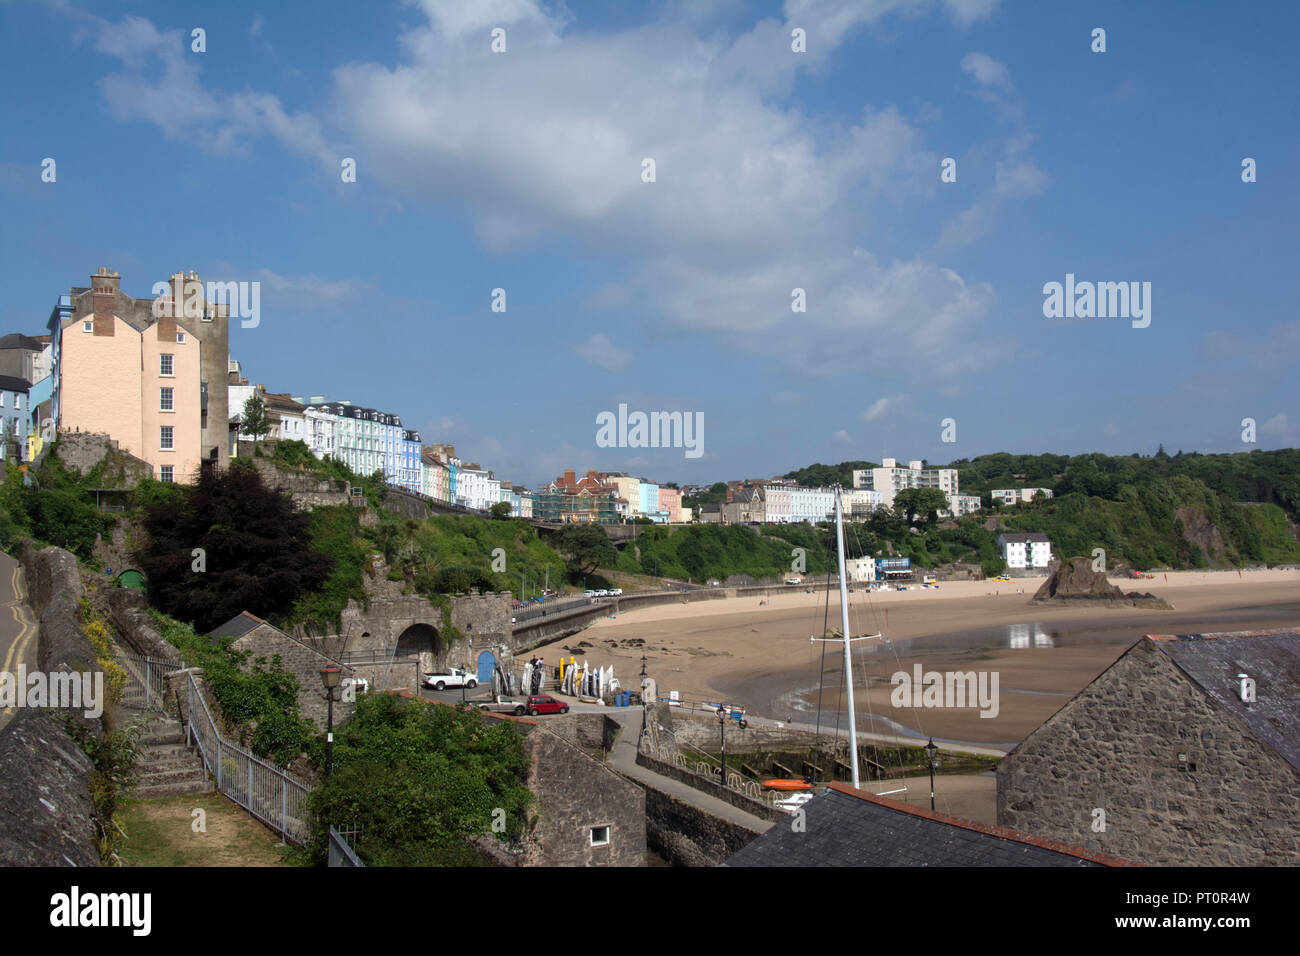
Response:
[761,484,791,523]
[854,458,959,509]
[842,488,883,518]
[844,557,877,583]
[997,533,1052,570]
[456,463,497,511]
[947,494,983,518]
[790,486,835,524]
[991,488,1054,506]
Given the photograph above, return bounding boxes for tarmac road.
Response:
[0,550,38,734]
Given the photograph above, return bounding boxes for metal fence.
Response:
[116,650,183,714]
[328,826,366,867]
[183,671,313,844]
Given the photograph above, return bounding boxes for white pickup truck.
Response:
[422,667,478,691]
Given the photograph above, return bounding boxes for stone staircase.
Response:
[129,712,214,799]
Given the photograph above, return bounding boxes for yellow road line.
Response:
[2,565,36,716]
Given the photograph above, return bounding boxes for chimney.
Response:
[91,268,119,335]
[564,470,576,487]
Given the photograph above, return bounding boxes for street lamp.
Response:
[640,655,647,677]
[717,706,728,784]
[320,665,343,780]
[924,737,938,811]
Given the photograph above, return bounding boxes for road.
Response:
[0,551,38,734]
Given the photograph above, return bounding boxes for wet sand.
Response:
[540,570,1300,750]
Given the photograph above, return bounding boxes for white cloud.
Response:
[960,52,1012,91]
[861,394,908,422]
[572,333,633,371]
[833,429,854,444]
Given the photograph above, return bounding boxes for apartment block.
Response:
[47,269,230,483]
[991,488,1054,506]
[853,458,958,509]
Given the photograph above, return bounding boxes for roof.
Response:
[0,374,31,393]
[0,333,45,351]
[1148,630,1300,772]
[998,532,1050,543]
[209,610,267,641]
[726,783,1132,867]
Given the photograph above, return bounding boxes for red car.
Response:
[525,695,569,716]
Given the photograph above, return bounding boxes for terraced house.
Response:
[46,268,230,483]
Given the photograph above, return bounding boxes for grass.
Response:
[117,792,292,867]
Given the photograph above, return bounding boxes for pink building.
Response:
[658,486,682,522]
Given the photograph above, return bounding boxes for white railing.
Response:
[183,671,313,844]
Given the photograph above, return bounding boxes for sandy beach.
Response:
[540,569,1300,749]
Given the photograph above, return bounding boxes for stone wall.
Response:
[243,453,353,511]
[644,786,761,866]
[544,712,620,756]
[637,753,785,824]
[997,638,1300,866]
[95,586,181,663]
[231,622,356,730]
[52,433,153,487]
[0,543,102,866]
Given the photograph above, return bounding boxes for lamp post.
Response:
[717,706,728,784]
[320,665,343,780]
[640,655,647,677]
[924,737,938,811]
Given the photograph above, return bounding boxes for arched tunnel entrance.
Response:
[395,623,443,662]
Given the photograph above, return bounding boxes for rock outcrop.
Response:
[1029,557,1174,609]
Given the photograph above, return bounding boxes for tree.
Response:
[241,394,272,441]
[489,501,513,519]
[298,693,531,866]
[136,460,333,632]
[894,488,950,529]
[552,523,617,577]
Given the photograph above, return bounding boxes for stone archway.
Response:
[395,622,442,661]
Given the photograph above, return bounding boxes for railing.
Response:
[183,671,312,844]
[328,826,366,867]
[116,650,182,714]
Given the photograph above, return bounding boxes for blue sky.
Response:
[1,0,1297,489]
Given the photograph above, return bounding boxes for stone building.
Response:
[212,611,357,730]
[467,706,645,866]
[998,630,1300,866]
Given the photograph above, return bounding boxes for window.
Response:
[160,354,174,376]
[160,465,174,483]
[160,426,174,450]
[176,331,186,344]
[589,825,611,847]
[14,395,21,410]
[0,393,4,407]
[82,320,93,332]
[160,387,174,411]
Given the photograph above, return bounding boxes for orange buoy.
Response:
[762,779,813,791]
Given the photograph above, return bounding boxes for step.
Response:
[132,779,216,799]
[140,727,186,746]
[139,742,192,760]
[135,766,210,788]
[138,755,202,774]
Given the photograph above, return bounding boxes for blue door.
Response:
[477,651,496,685]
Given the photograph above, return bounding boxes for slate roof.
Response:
[0,374,31,394]
[725,783,1131,867]
[0,333,45,351]
[209,611,267,642]
[998,532,1050,543]
[1148,630,1300,772]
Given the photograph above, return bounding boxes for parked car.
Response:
[478,696,528,716]
[524,694,569,716]
[784,576,802,585]
[422,667,478,691]
[609,588,623,596]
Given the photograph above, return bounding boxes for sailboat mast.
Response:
[834,487,860,789]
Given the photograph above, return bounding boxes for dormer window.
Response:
[82,320,93,332]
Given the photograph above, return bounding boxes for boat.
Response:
[762,779,813,791]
